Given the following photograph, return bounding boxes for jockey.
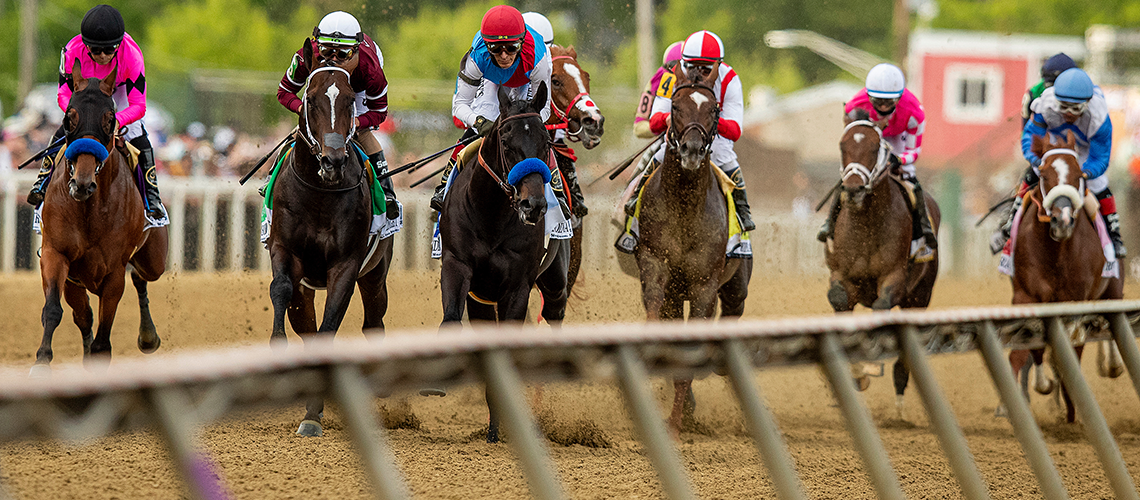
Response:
[28,4,166,220]
[995,68,1126,258]
[625,30,754,231]
[633,41,685,139]
[430,4,553,212]
[276,11,399,218]
[1021,53,1077,127]
[818,63,936,252]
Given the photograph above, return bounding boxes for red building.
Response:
[908,30,1086,172]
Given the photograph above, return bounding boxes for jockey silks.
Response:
[278,34,390,130]
[1023,86,1112,181]
[647,61,744,168]
[452,26,552,127]
[845,88,926,173]
[58,33,147,141]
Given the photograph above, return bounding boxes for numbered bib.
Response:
[656,72,677,99]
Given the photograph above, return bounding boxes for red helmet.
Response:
[481,5,526,42]
[681,30,725,63]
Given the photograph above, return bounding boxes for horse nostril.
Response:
[583,117,595,126]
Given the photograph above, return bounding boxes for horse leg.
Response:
[62,281,93,360]
[268,249,302,350]
[670,285,719,434]
[317,262,360,333]
[871,269,907,311]
[826,273,856,313]
[131,271,161,354]
[357,238,394,334]
[1061,345,1084,423]
[33,251,71,376]
[297,259,358,436]
[893,359,909,420]
[718,258,751,319]
[536,240,570,327]
[566,229,583,297]
[88,268,128,370]
[637,255,669,321]
[1030,348,1054,395]
[440,260,473,325]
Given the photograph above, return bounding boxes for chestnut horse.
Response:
[547,44,604,296]
[635,69,751,434]
[1008,132,1123,423]
[825,109,940,417]
[33,60,168,376]
[266,43,395,436]
[439,82,559,442]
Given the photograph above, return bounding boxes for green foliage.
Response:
[934,0,1140,34]
[378,0,499,81]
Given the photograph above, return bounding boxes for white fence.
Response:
[0,171,1004,277]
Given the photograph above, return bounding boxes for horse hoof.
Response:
[28,364,51,379]
[138,335,161,354]
[419,387,447,397]
[854,375,871,392]
[827,285,848,311]
[1108,366,1125,379]
[270,335,288,352]
[296,420,323,437]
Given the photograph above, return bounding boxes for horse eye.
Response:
[552,79,563,87]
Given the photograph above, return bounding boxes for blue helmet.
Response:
[1041,53,1076,84]
[1053,68,1094,103]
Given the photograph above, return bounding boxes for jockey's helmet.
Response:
[1054,68,1094,103]
[81,5,125,49]
[681,30,724,64]
[662,41,684,66]
[315,11,363,47]
[865,63,905,99]
[1041,53,1076,85]
[481,5,526,43]
[522,12,553,47]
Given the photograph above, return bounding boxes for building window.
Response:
[943,64,1003,124]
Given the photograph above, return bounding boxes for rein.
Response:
[297,66,356,162]
[477,112,548,203]
[547,56,593,141]
[840,120,890,188]
[287,146,366,193]
[666,83,719,156]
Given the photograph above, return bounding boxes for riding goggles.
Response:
[1057,100,1088,115]
[88,43,119,56]
[869,96,898,113]
[488,41,522,55]
[319,45,356,62]
[682,61,715,78]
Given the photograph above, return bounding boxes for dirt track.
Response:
[1,270,1139,499]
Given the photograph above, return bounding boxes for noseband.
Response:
[547,55,595,142]
[477,112,550,204]
[297,66,356,163]
[666,83,719,156]
[1039,148,1085,212]
[840,120,890,188]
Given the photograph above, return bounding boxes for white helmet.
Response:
[681,30,725,63]
[865,63,905,99]
[315,11,362,46]
[522,12,553,46]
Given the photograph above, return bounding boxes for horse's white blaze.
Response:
[325,84,341,128]
[1052,158,1070,187]
[563,63,587,95]
[854,133,865,143]
[690,92,710,108]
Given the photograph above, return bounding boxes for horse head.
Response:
[549,45,604,149]
[1032,131,1084,241]
[62,59,118,202]
[298,39,358,185]
[667,69,719,172]
[494,80,552,225]
[839,108,889,209]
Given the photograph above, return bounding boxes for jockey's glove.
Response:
[472,116,495,136]
[887,153,901,170]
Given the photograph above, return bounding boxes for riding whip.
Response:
[410,164,447,188]
[814,181,842,212]
[606,135,663,181]
[239,127,298,185]
[16,136,67,170]
[975,196,1016,227]
[377,132,482,181]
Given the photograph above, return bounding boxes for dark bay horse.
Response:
[825,109,940,417]
[547,44,604,297]
[266,43,395,437]
[634,69,751,434]
[439,82,560,442]
[33,60,168,376]
[1008,132,1123,423]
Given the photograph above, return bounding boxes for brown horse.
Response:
[32,60,168,376]
[547,45,604,297]
[825,108,940,416]
[635,69,751,434]
[266,43,395,436]
[1007,132,1123,423]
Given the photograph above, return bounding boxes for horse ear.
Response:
[302,38,315,73]
[1031,134,1047,158]
[567,45,578,59]
[71,58,87,92]
[99,62,117,96]
[531,81,548,114]
[844,107,869,124]
[1064,130,1077,149]
[341,51,359,73]
[497,84,511,118]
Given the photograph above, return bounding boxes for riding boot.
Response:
[728,168,755,232]
[134,146,165,220]
[1098,191,1128,259]
[817,194,842,243]
[27,156,55,206]
[910,179,937,249]
[563,163,589,218]
[990,179,1033,254]
[430,156,456,213]
[624,167,652,217]
[369,152,399,220]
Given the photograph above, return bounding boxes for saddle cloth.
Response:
[998,190,1118,278]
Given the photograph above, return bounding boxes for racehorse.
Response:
[547,44,604,297]
[266,42,395,436]
[438,81,561,442]
[633,68,751,435]
[825,108,940,417]
[1008,131,1123,423]
[32,60,168,376]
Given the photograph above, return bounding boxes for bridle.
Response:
[64,103,119,181]
[1039,147,1085,212]
[477,111,551,204]
[297,66,356,164]
[666,83,719,156]
[840,120,890,188]
[546,55,595,142]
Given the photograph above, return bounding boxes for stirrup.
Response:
[816,223,830,243]
[989,230,1008,255]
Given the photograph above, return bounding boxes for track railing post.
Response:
[328,365,411,500]
[721,339,808,500]
[146,386,230,500]
[1108,312,1140,402]
[614,344,697,500]
[1045,316,1140,500]
[897,325,990,499]
[480,349,567,500]
[818,332,905,500]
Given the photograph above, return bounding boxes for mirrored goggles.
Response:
[682,61,715,77]
[488,41,522,55]
[319,45,356,62]
[1057,100,1088,115]
[88,44,119,56]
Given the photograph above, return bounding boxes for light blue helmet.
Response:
[1053,68,1094,103]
